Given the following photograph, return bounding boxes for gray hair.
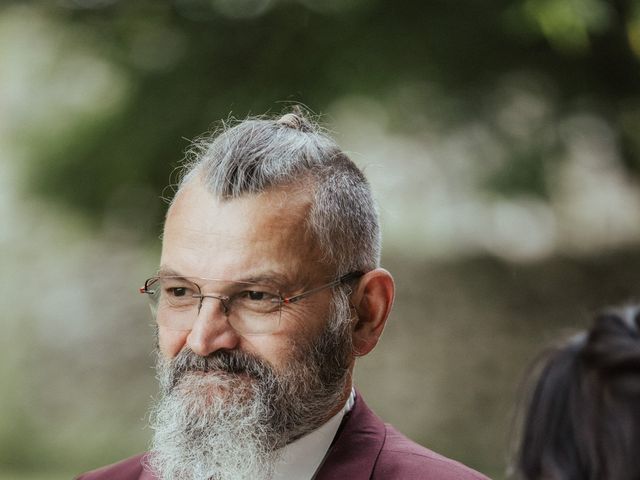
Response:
[177,109,381,274]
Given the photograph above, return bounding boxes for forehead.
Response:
[161,179,323,282]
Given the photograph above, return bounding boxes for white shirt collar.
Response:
[271,389,355,480]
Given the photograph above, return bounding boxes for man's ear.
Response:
[350,268,395,357]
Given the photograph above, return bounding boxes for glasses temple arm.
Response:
[282,271,364,304]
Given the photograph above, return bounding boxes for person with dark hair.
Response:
[513,306,640,480]
[77,109,488,480]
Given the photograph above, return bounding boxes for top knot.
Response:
[276,108,313,132]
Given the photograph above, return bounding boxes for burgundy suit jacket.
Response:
[77,393,489,479]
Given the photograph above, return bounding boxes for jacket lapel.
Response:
[314,393,386,480]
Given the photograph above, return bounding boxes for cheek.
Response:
[283,295,333,337]
[238,332,292,370]
[158,327,189,358]
[270,301,332,359]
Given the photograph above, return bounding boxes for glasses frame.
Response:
[138,270,364,333]
[279,270,364,305]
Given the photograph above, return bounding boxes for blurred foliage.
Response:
[4,0,640,233]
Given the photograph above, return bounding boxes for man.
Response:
[78,110,489,480]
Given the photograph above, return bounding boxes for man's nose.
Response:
[186,296,240,356]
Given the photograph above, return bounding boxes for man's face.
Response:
[158,178,339,369]
[150,178,354,479]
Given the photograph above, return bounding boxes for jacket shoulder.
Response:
[76,453,149,480]
[374,425,490,480]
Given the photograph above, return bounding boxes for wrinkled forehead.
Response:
[161,177,326,281]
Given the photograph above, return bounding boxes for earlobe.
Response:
[351,268,395,357]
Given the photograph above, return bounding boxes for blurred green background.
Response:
[1,0,640,478]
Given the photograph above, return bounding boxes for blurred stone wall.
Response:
[357,250,640,478]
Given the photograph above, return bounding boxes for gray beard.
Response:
[147,292,353,480]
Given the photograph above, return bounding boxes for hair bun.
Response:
[276,107,313,132]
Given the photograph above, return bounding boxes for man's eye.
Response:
[167,287,191,297]
[238,290,279,302]
[246,291,268,301]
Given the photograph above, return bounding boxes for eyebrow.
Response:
[157,266,183,278]
[238,272,294,288]
[157,265,295,288]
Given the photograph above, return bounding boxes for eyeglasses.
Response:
[139,271,363,335]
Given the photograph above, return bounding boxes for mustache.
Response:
[164,348,276,391]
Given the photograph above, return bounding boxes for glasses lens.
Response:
[144,277,199,330]
[158,277,201,307]
[142,277,282,334]
[227,289,282,334]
